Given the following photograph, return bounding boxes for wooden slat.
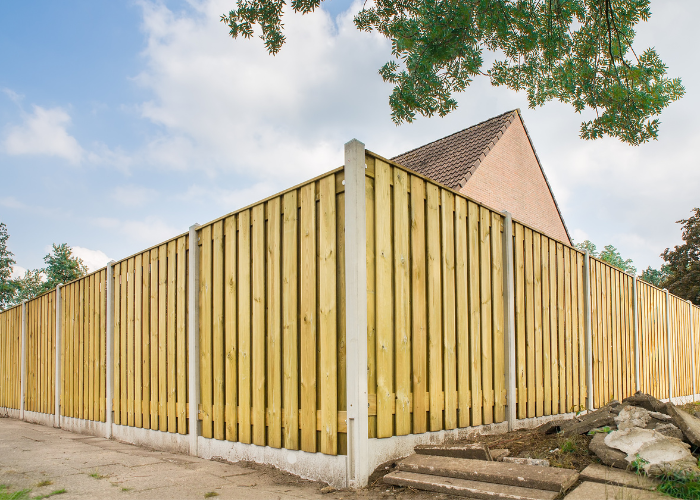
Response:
[176,236,187,434]
[199,226,213,438]
[336,187,347,456]
[212,222,225,441]
[238,210,252,444]
[454,196,469,428]
[319,175,337,455]
[281,194,297,449]
[127,257,135,426]
[426,183,443,431]
[100,270,107,421]
[541,236,552,415]
[80,278,86,419]
[251,204,266,447]
[224,216,238,442]
[480,207,493,424]
[556,243,566,414]
[514,224,526,418]
[491,213,505,423]
[167,240,177,433]
[267,198,282,448]
[88,274,95,421]
[533,233,543,417]
[158,244,168,431]
[570,251,579,411]
[524,227,535,418]
[366,168,377,439]
[442,191,457,429]
[143,252,152,429]
[113,267,120,424]
[411,176,428,433]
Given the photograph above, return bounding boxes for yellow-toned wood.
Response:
[176,236,187,434]
[79,278,86,419]
[223,216,238,441]
[142,252,152,429]
[454,196,469,428]
[300,183,317,451]
[100,270,107,421]
[150,249,159,428]
[266,198,282,449]
[336,188,347,456]
[319,175,337,455]
[158,245,168,431]
[514,224,526,418]
[199,226,213,438]
[426,183,443,431]
[127,258,135,426]
[480,207,493,424]
[442,190,457,429]
[541,236,552,416]
[590,260,599,407]
[88,274,95,421]
[576,253,586,405]
[366,171,377,439]
[393,168,411,435]
[113,267,120,425]
[533,234,543,417]
[468,201,482,425]
[212,222,225,440]
[492,213,505,423]
[167,240,177,433]
[92,274,99,420]
[554,243,565,413]
[411,176,428,433]
[281,194,298,449]
[238,210,252,444]
[251,204,266,447]
[524,227,535,418]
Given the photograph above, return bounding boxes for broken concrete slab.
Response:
[589,432,630,469]
[491,449,510,461]
[397,454,579,492]
[563,481,670,500]
[384,471,558,500]
[580,464,660,491]
[560,408,617,437]
[615,406,651,430]
[414,442,492,460]
[667,404,700,447]
[502,457,550,467]
[622,393,669,415]
[653,422,684,440]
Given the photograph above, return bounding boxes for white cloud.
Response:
[72,247,112,272]
[91,215,183,248]
[11,265,26,279]
[111,185,159,207]
[3,105,84,164]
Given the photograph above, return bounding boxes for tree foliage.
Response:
[221,0,684,144]
[639,265,668,287]
[660,208,700,305]
[42,243,88,293]
[0,223,17,310]
[574,239,636,274]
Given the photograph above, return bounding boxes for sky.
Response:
[1,0,698,277]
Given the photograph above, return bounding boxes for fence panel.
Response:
[113,237,188,434]
[26,291,56,414]
[61,270,107,421]
[590,261,635,406]
[670,295,693,398]
[197,168,346,455]
[0,306,21,409]
[365,152,506,439]
[637,281,669,400]
[695,305,700,396]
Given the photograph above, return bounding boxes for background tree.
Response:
[574,239,636,274]
[660,208,700,305]
[221,0,684,145]
[639,265,668,287]
[42,243,88,293]
[13,269,45,305]
[0,223,17,310]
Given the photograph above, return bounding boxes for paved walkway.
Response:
[0,418,350,499]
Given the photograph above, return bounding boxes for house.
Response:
[392,109,571,245]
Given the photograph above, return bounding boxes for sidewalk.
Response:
[0,418,351,499]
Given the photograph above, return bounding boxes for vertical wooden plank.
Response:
[167,240,178,433]
[212,222,225,440]
[113,267,121,425]
[319,175,337,455]
[127,258,135,426]
[238,210,252,444]
[541,237,552,415]
[88,274,95,420]
[251,205,266,447]
[393,169,411,436]
[267,198,282,448]
[564,247,573,413]
[557,243,566,414]
[176,236,187,435]
[158,245,168,431]
[142,253,151,428]
[225,215,240,441]
[442,190,457,429]
[134,255,143,427]
[468,201,482,425]
[514,224,526,418]
[491,213,505,423]
[150,249,159,429]
[375,161,393,438]
[479,207,493,425]
[454,196,469,428]
[200,227,213,438]
[524,227,535,418]
[100,270,107,421]
[548,240,558,414]
[366,172,377,439]
[92,275,99,420]
[577,254,586,405]
[281,194,297,448]
[80,279,86,419]
[427,183,443,431]
[570,252,579,412]
[533,233,543,417]
[411,177,428,433]
[336,188,347,455]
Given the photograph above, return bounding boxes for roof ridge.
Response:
[393,109,519,161]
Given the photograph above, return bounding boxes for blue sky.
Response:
[2,0,699,276]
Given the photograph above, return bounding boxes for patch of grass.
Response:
[88,472,105,480]
[0,485,31,500]
[657,471,700,500]
[120,488,132,493]
[204,492,219,498]
[35,481,52,488]
[34,489,66,500]
[561,439,577,453]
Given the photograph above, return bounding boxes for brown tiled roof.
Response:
[391,109,518,189]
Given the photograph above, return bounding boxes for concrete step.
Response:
[398,453,579,493]
[415,442,492,460]
[384,471,558,500]
[563,481,669,500]
[579,464,660,491]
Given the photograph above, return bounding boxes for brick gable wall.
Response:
[459,117,571,244]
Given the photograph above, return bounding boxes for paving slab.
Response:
[563,481,668,500]
[398,453,579,492]
[580,464,660,491]
[384,471,558,500]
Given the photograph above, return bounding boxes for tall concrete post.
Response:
[106,261,116,438]
[344,139,369,488]
[633,277,640,393]
[665,289,673,401]
[54,284,62,427]
[690,300,696,402]
[20,301,27,420]
[583,251,593,410]
[502,211,516,430]
[188,224,201,456]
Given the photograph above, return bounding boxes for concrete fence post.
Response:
[188,224,201,457]
[106,261,116,438]
[633,277,640,393]
[54,284,62,427]
[344,139,369,488]
[501,211,516,430]
[583,251,593,410]
[665,289,673,401]
[20,300,27,420]
[690,300,696,402]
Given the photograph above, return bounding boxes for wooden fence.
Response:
[637,280,670,400]
[0,305,21,410]
[25,291,56,414]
